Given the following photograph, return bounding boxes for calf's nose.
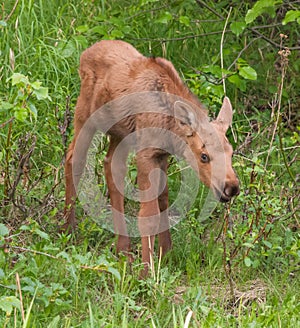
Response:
[224,183,240,198]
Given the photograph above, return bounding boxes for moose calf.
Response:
[64,40,239,275]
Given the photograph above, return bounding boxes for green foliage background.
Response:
[0,0,299,326]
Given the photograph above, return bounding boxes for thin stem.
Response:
[220,7,232,95]
[264,47,290,169]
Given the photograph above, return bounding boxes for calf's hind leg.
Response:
[64,118,90,230]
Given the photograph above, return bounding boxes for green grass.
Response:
[0,0,299,327]
[0,219,299,327]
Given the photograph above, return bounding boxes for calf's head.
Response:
[174,97,240,202]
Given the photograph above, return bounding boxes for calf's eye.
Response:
[200,153,210,163]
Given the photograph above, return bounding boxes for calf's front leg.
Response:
[137,150,164,276]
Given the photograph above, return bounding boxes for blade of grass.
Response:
[22,287,37,328]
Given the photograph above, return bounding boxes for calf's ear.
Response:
[174,101,197,137]
[216,96,233,132]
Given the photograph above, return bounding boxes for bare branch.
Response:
[0,117,15,129]
[4,0,19,21]
[227,37,262,71]
[195,0,224,19]
[126,30,230,42]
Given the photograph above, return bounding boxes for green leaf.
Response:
[245,0,282,24]
[76,25,89,33]
[58,40,76,58]
[227,230,233,239]
[14,107,28,122]
[228,74,247,91]
[263,240,273,248]
[230,22,246,36]
[0,268,4,279]
[28,103,37,117]
[179,15,190,26]
[90,26,107,35]
[282,10,300,25]
[110,29,124,38]
[0,101,14,111]
[108,267,121,281]
[33,86,50,100]
[0,20,7,27]
[47,315,60,328]
[156,11,172,24]
[57,251,71,262]
[31,81,42,89]
[0,223,9,236]
[73,35,89,48]
[239,66,257,80]
[34,228,50,240]
[0,296,21,314]
[202,65,222,78]
[244,257,252,267]
[20,225,31,231]
[10,73,29,86]
[243,242,255,249]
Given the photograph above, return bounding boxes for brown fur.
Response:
[64,40,239,276]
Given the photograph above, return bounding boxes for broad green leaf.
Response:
[227,230,233,239]
[31,81,42,89]
[59,40,76,58]
[0,223,9,236]
[0,101,14,111]
[28,103,37,117]
[34,228,50,240]
[76,25,89,33]
[282,10,300,25]
[90,26,107,35]
[239,66,257,80]
[179,15,190,26]
[156,11,172,24]
[202,65,232,78]
[263,240,273,248]
[245,0,282,24]
[47,315,60,328]
[243,242,255,249]
[73,35,89,48]
[20,224,31,231]
[0,296,21,314]
[33,86,50,100]
[237,58,248,65]
[202,65,223,78]
[10,73,29,86]
[244,257,252,267]
[0,268,4,279]
[110,29,124,38]
[0,20,7,27]
[230,22,246,36]
[228,74,247,91]
[108,267,121,281]
[14,107,28,122]
[57,251,71,262]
